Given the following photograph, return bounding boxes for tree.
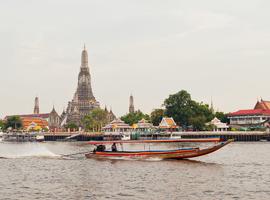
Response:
[164,90,195,127]
[5,116,22,130]
[83,108,109,131]
[163,90,216,130]
[82,115,94,131]
[65,123,78,130]
[150,109,164,126]
[189,116,207,131]
[0,120,5,130]
[215,112,229,123]
[121,111,150,125]
[193,102,214,122]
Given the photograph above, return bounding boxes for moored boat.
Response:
[85,139,233,160]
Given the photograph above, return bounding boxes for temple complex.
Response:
[5,97,61,131]
[64,46,100,126]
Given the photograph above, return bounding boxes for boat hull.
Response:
[85,139,233,160]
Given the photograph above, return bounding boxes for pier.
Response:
[178,131,270,142]
[44,132,103,141]
[42,131,270,142]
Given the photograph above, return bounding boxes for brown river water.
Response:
[0,141,270,200]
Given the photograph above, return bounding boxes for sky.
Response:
[1,0,270,118]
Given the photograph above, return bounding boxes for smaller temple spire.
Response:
[51,104,56,113]
[210,97,214,114]
[129,94,135,113]
[34,96,39,114]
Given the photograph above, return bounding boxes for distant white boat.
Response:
[121,132,131,140]
[36,135,45,142]
[170,133,181,139]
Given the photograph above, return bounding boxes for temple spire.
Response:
[210,97,214,114]
[81,45,88,68]
[129,94,135,113]
[34,96,39,114]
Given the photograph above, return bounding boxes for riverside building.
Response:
[228,99,270,128]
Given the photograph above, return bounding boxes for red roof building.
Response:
[228,100,270,127]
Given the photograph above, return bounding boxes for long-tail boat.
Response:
[87,137,222,145]
[85,139,233,160]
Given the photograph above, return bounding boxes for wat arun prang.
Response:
[65,46,100,126]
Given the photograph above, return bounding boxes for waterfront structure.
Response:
[207,117,229,132]
[34,97,39,114]
[159,117,179,131]
[65,46,100,126]
[132,118,154,132]
[102,118,131,134]
[129,94,135,113]
[228,99,270,128]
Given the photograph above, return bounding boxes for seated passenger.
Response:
[111,143,117,152]
[96,145,106,152]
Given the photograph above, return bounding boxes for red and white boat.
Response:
[85,139,233,160]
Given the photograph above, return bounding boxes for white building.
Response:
[102,118,131,135]
[208,117,229,132]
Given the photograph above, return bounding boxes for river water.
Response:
[0,141,270,200]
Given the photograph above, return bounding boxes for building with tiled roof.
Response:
[254,99,270,110]
[21,117,49,131]
[228,99,270,127]
[102,118,131,134]
[159,117,179,131]
[132,118,154,132]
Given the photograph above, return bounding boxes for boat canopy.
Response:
[87,137,221,145]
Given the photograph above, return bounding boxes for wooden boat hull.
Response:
[87,137,221,145]
[85,139,233,160]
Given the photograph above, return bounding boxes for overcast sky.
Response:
[1,0,270,118]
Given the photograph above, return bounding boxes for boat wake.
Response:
[0,143,60,159]
[91,156,163,162]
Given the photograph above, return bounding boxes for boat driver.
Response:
[111,143,117,152]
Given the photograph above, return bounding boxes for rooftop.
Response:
[228,109,270,117]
